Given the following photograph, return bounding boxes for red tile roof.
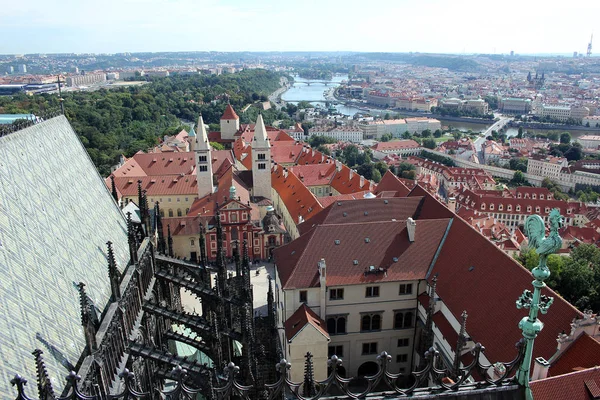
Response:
[128,152,196,176]
[374,171,411,197]
[318,191,370,208]
[432,312,459,349]
[371,140,420,151]
[289,163,337,187]
[275,218,450,289]
[429,216,582,362]
[530,366,600,400]
[271,165,324,224]
[114,175,198,197]
[221,104,239,120]
[550,334,600,377]
[271,143,304,165]
[297,196,425,236]
[284,304,330,342]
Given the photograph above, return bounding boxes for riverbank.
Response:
[508,121,600,132]
[268,76,290,110]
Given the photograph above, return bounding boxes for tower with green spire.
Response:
[516,209,563,399]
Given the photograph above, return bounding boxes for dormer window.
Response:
[507,205,512,211]
[481,203,486,210]
[498,204,503,211]
[516,205,521,212]
[532,194,537,200]
[536,207,540,213]
[527,206,532,212]
[489,204,495,211]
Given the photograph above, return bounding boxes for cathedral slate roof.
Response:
[0,116,130,395]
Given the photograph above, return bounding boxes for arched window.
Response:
[168,209,173,217]
[337,317,346,334]
[327,316,346,335]
[361,313,382,331]
[361,315,371,331]
[177,209,182,217]
[394,311,414,329]
[231,227,239,240]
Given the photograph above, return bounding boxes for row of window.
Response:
[326,311,414,334]
[301,284,413,303]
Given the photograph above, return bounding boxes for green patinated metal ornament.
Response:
[516,209,564,399]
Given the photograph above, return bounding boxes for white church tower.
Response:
[195,115,213,199]
[251,114,271,199]
[220,104,240,141]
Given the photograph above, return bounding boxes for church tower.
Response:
[188,124,196,151]
[195,115,213,199]
[220,104,240,140]
[251,114,271,199]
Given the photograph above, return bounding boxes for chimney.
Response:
[318,258,327,319]
[407,217,416,242]
[448,197,456,213]
[360,176,365,187]
[531,357,550,381]
[335,160,342,172]
[349,169,355,180]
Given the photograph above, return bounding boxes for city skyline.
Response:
[2,0,598,55]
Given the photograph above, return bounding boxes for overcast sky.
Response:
[2,0,599,55]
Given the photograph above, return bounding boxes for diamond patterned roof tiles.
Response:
[0,116,129,395]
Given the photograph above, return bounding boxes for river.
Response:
[281,75,382,116]
[281,76,598,139]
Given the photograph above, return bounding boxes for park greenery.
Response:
[515,244,600,311]
[0,70,289,175]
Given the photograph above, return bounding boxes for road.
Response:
[474,116,512,163]
[268,77,290,110]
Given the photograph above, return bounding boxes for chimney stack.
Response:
[448,197,456,214]
[531,357,550,381]
[407,218,416,242]
[318,258,327,319]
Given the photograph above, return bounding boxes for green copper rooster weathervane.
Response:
[516,209,563,400]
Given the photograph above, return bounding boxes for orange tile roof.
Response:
[371,140,420,151]
[271,166,324,225]
[221,104,239,120]
[275,218,450,289]
[284,304,330,341]
[530,366,600,400]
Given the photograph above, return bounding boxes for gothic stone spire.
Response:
[106,241,121,300]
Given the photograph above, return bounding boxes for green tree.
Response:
[560,132,572,144]
[372,168,382,183]
[422,138,436,149]
[210,142,225,150]
[381,133,393,142]
[421,129,432,138]
[342,145,360,167]
[517,127,523,138]
[433,129,442,138]
[512,170,526,184]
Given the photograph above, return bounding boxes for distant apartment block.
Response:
[18,64,27,74]
[577,135,600,149]
[365,90,401,107]
[395,97,437,112]
[534,104,590,123]
[526,154,568,179]
[66,73,106,87]
[583,116,600,127]
[438,98,489,114]
[359,118,441,139]
[307,126,364,143]
[499,98,531,114]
